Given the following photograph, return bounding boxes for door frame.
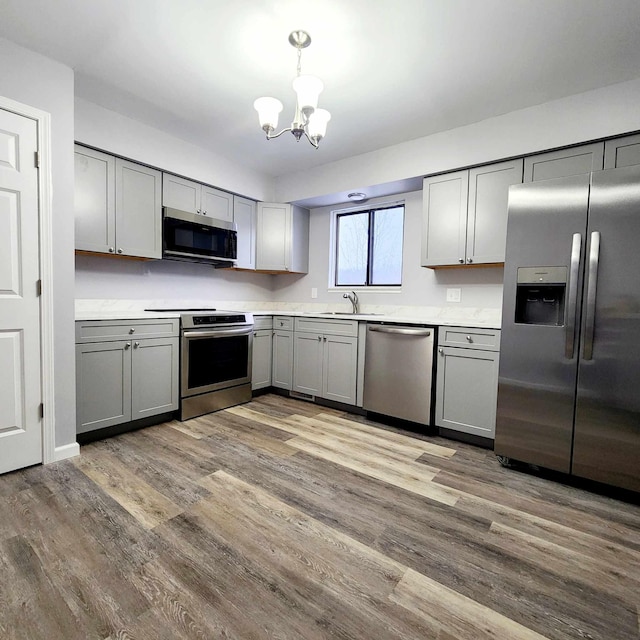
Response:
[0,95,56,465]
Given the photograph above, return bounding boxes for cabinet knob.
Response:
[129,328,135,334]
[439,347,444,355]
[466,335,473,342]
[458,258,464,264]
[133,341,140,348]
[108,247,115,253]
[125,343,131,349]
[317,335,322,341]
[323,336,327,342]
[467,258,473,264]
[117,248,123,254]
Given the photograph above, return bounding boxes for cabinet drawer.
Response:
[273,316,294,331]
[76,318,179,343]
[294,317,359,337]
[253,315,273,331]
[438,327,500,351]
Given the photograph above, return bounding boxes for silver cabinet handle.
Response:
[458,258,464,264]
[467,258,473,264]
[124,343,131,349]
[466,335,473,342]
[133,341,140,348]
[108,247,114,253]
[323,336,327,342]
[129,328,135,334]
[317,335,322,341]
[583,231,600,360]
[565,232,582,359]
[439,347,444,355]
[117,248,123,254]
[368,326,431,337]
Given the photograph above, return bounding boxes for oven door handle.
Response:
[183,327,253,339]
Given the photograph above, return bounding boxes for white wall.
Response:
[272,190,504,311]
[75,255,276,302]
[75,98,273,202]
[0,38,76,448]
[274,78,640,203]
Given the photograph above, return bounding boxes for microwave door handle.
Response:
[582,231,600,361]
[565,233,581,359]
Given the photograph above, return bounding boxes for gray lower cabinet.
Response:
[272,316,294,390]
[435,327,500,439]
[292,318,358,405]
[524,142,604,182]
[76,319,179,434]
[251,316,273,390]
[74,145,162,258]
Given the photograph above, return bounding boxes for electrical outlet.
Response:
[446,288,461,303]
[311,287,318,299]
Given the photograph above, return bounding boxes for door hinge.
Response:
[36,279,42,296]
[34,151,40,168]
[39,403,44,419]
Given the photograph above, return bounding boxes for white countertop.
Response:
[75,301,501,329]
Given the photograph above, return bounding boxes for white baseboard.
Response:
[53,442,80,462]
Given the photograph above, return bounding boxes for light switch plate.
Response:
[446,288,461,303]
[311,287,318,299]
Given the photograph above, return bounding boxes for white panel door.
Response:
[201,185,233,222]
[0,109,42,473]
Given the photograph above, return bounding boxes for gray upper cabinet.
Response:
[256,203,309,273]
[115,158,162,259]
[604,133,640,169]
[75,145,162,258]
[422,159,522,267]
[75,146,115,253]
[234,196,257,270]
[162,173,233,222]
[524,142,604,182]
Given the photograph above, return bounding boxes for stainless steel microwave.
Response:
[162,207,237,267]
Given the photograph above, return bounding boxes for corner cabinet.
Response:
[75,318,179,434]
[292,317,358,405]
[162,173,233,222]
[421,158,523,267]
[75,146,163,259]
[435,326,500,439]
[256,203,309,273]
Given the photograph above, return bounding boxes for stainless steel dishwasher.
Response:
[363,323,434,424]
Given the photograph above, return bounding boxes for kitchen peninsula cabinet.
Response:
[421,158,523,267]
[162,173,233,222]
[251,316,273,390]
[524,142,604,182]
[74,146,162,258]
[75,319,179,434]
[256,203,309,273]
[272,316,294,390]
[435,327,500,439]
[604,133,640,169]
[293,318,358,405]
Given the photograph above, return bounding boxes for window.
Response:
[334,204,404,287]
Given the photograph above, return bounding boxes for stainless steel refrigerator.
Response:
[495,164,640,492]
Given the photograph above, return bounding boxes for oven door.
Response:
[182,327,253,397]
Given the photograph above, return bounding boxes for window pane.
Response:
[336,212,368,285]
[371,207,403,285]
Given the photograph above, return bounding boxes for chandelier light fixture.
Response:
[253,30,331,149]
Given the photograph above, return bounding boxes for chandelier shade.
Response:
[254,31,330,149]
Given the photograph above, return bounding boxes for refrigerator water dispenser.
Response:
[515,266,567,326]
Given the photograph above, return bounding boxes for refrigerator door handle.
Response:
[565,232,582,359]
[583,231,601,360]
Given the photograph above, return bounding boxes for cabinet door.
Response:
[115,159,162,258]
[421,171,469,267]
[76,341,131,433]
[466,159,523,264]
[74,146,115,253]
[162,173,200,213]
[201,185,233,222]
[323,334,358,405]
[131,337,179,420]
[604,134,640,169]
[524,142,604,182]
[292,332,323,396]
[256,203,291,271]
[435,347,499,439]
[251,329,272,390]
[234,196,256,270]
[272,330,293,390]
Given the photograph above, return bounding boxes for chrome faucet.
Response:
[343,290,359,314]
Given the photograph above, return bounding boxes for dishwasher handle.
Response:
[367,325,431,337]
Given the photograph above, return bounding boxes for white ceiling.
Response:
[2,0,640,179]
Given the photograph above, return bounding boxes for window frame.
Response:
[330,201,405,289]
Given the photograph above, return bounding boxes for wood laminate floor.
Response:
[1,394,639,639]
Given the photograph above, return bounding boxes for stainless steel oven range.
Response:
[146,308,254,420]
